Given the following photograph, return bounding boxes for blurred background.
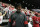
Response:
[1,0,40,9]
[0,0,40,27]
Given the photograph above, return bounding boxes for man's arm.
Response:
[2,11,6,16]
[8,14,13,27]
[24,14,28,27]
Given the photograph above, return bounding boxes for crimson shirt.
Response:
[32,16,39,27]
[38,17,40,23]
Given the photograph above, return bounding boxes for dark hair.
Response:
[35,14,38,16]
[15,3,22,8]
[5,5,7,8]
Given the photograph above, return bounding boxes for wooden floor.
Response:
[0,26,1,27]
[0,25,8,27]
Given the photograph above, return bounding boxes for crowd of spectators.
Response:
[0,2,40,27]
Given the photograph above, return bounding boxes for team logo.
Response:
[20,15,22,16]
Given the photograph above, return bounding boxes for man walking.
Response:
[8,3,28,27]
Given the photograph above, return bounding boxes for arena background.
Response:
[0,0,40,27]
[0,0,40,9]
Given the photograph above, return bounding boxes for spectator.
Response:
[32,14,39,27]
[0,11,6,24]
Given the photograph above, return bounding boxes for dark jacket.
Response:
[8,12,28,27]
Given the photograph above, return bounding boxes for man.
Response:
[37,13,40,27]
[3,5,12,18]
[32,14,39,27]
[8,3,28,27]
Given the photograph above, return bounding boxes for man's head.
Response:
[11,6,15,9]
[16,3,22,13]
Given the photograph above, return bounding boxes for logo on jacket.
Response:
[20,15,22,16]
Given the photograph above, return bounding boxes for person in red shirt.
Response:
[37,13,40,27]
[2,3,5,7]
[32,14,39,27]
[38,17,40,27]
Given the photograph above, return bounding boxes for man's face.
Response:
[17,6,21,12]
[17,6,21,9]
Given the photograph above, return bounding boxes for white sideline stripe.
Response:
[2,19,9,22]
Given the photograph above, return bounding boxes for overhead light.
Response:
[34,7,35,8]
[38,7,39,8]
[26,3,27,4]
[28,4,30,6]
[32,5,34,6]
[9,0,10,1]
[29,4,30,5]
[23,1,24,3]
